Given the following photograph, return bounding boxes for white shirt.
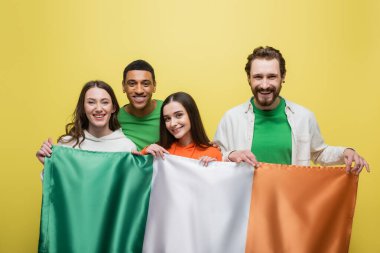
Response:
[214,98,346,166]
[59,128,136,152]
[40,129,136,180]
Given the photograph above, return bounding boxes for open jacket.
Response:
[214,98,346,166]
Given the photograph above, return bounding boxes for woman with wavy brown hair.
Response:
[36,80,136,165]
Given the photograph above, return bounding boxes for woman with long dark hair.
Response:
[140,92,221,165]
[36,80,136,164]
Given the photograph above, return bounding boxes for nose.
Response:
[260,78,270,89]
[135,83,143,94]
[95,102,103,112]
[170,118,178,128]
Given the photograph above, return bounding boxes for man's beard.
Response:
[253,85,282,108]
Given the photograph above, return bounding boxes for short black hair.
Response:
[122,60,156,83]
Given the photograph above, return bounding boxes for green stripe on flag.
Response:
[39,146,153,253]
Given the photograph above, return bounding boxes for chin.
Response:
[133,103,148,110]
[258,97,277,107]
[92,124,107,128]
[257,101,271,107]
[172,133,183,140]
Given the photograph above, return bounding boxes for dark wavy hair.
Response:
[58,80,120,148]
[245,46,286,78]
[158,92,211,149]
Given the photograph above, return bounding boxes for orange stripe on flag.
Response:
[245,163,358,253]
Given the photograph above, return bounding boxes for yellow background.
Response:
[1,0,379,252]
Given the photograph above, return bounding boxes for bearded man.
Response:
[214,46,369,174]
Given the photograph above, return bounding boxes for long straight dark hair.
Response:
[158,92,211,149]
[58,80,120,148]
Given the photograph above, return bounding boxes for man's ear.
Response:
[121,81,126,93]
[153,82,157,93]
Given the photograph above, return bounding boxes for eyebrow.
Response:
[85,97,111,101]
[252,73,278,77]
[126,79,151,83]
[163,110,184,117]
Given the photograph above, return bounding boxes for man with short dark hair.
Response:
[118,60,163,150]
[214,46,369,174]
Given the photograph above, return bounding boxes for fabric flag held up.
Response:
[38,146,358,253]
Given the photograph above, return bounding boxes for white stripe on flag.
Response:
[143,155,254,253]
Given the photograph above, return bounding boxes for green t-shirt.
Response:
[117,100,163,150]
[251,97,292,165]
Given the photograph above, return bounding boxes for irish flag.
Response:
[38,146,358,253]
